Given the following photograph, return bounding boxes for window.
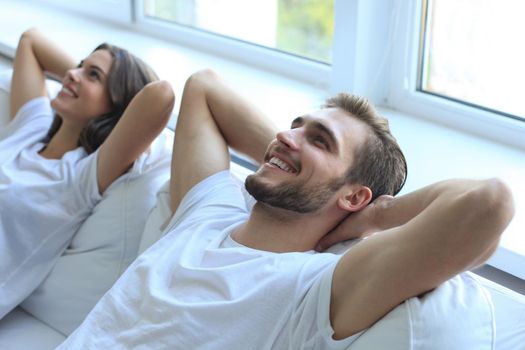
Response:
[419,0,525,122]
[389,0,525,150]
[36,0,132,25]
[143,0,334,63]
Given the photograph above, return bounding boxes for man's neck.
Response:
[231,202,343,253]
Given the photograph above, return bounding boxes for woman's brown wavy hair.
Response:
[44,43,159,154]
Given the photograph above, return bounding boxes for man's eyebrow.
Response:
[291,116,339,152]
[311,120,338,151]
[291,116,303,127]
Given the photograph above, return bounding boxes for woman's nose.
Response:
[64,67,80,83]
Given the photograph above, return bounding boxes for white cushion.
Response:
[0,307,65,350]
[477,276,525,350]
[350,272,495,349]
[0,70,10,127]
[0,69,173,335]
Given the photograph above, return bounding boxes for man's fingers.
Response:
[316,229,347,252]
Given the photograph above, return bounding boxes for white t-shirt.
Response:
[58,171,363,349]
[0,97,101,319]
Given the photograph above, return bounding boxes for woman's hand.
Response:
[316,195,394,251]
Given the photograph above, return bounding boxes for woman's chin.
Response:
[50,96,58,108]
[50,97,65,114]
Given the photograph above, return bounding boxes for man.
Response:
[58,70,514,349]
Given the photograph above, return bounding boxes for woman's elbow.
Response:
[146,80,175,120]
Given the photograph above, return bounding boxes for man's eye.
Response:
[312,135,329,148]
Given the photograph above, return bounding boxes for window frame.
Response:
[38,0,525,151]
[387,0,525,150]
[131,0,331,86]
[34,0,133,25]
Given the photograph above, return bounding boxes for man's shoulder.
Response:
[178,170,247,214]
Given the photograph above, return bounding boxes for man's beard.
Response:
[245,172,345,214]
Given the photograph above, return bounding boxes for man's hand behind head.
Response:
[316,195,394,251]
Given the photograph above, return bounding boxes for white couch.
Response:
[0,69,524,349]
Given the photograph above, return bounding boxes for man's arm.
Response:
[329,178,514,339]
[170,69,277,213]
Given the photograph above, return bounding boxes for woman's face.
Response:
[51,49,113,126]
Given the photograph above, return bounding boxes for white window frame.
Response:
[36,0,393,105]
[33,0,133,25]
[387,0,525,150]
[331,0,393,104]
[131,0,331,86]
[35,0,525,150]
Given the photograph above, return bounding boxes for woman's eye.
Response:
[88,70,100,80]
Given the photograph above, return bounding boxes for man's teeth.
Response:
[269,157,295,173]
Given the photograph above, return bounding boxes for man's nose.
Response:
[276,129,300,150]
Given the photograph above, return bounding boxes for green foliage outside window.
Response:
[277,0,334,62]
[144,0,334,63]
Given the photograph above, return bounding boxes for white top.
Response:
[58,171,362,349]
[0,97,101,319]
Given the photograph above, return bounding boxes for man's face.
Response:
[245,108,370,213]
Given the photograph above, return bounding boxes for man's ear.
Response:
[337,186,372,213]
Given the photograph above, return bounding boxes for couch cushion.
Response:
[0,307,65,350]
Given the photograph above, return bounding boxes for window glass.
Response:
[420,0,525,121]
[143,0,334,63]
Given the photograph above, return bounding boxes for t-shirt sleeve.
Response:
[70,148,103,212]
[288,259,365,349]
[4,96,53,136]
[164,170,248,233]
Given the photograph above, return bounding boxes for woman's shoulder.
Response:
[8,96,53,132]
[11,96,53,126]
[0,97,53,147]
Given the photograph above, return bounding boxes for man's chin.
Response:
[244,173,262,198]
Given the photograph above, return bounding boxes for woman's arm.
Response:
[10,28,77,119]
[96,80,174,194]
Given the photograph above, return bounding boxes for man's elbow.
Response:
[472,178,515,240]
[185,68,220,92]
[484,177,514,226]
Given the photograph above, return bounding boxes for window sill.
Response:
[0,0,523,282]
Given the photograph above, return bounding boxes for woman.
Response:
[0,28,174,319]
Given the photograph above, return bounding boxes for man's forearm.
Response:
[319,179,493,249]
[196,69,278,164]
[374,179,510,231]
[373,179,471,231]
